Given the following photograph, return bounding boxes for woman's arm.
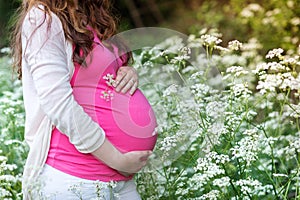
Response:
[92,139,151,174]
[22,6,149,173]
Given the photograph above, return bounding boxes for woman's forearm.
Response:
[92,139,151,174]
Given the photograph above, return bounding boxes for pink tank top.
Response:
[46,35,158,182]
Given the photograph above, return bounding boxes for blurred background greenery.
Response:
[0,0,299,53]
[0,0,19,48]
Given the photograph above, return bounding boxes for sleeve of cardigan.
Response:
[22,6,106,153]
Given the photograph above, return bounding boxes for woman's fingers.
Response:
[113,69,126,88]
[120,79,137,94]
[119,150,152,174]
[129,81,138,95]
[139,151,152,162]
[114,66,138,95]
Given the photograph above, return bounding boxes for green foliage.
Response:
[0,0,20,48]
[0,53,27,200]
[188,0,300,54]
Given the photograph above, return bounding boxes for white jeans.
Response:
[38,164,141,200]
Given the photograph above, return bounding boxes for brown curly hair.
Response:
[11,0,131,79]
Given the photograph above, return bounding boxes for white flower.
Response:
[228,40,243,51]
[235,179,263,196]
[1,163,17,171]
[241,38,262,51]
[159,135,177,153]
[0,47,11,54]
[199,190,220,200]
[262,17,277,25]
[268,62,287,72]
[287,0,294,8]
[266,48,284,59]
[171,55,190,63]
[231,130,259,166]
[163,84,178,97]
[0,156,7,162]
[68,182,84,198]
[206,101,225,119]
[243,129,258,137]
[232,83,252,97]
[256,74,281,94]
[100,90,114,101]
[213,177,231,188]
[226,66,249,77]
[103,73,115,87]
[247,3,263,12]
[280,57,298,65]
[280,72,300,91]
[180,46,191,56]
[290,137,300,152]
[240,3,263,18]
[0,175,17,183]
[195,152,229,173]
[241,9,254,18]
[190,83,211,99]
[290,17,300,26]
[190,71,204,80]
[200,34,222,47]
[0,188,12,198]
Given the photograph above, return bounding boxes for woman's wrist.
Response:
[91,138,151,174]
[91,138,124,170]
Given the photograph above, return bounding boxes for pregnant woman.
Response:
[11,0,157,199]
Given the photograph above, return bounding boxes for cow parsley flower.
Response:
[213,176,231,188]
[100,90,114,101]
[228,40,243,51]
[240,3,263,18]
[235,179,263,196]
[231,129,259,166]
[200,34,222,47]
[103,73,115,87]
[266,48,284,59]
[199,190,220,200]
[231,83,252,97]
[226,66,249,77]
[163,84,178,97]
[256,74,281,94]
[0,47,11,54]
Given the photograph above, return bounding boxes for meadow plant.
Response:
[0,51,27,199]
[134,31,300,200]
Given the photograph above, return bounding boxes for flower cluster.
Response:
[100,73,115,101]
[103,73,115,87]
[240,3,264,18]
[255,48,300,95]
[228,40,243,51]
[133,30,300,200]
[200,34,222,47]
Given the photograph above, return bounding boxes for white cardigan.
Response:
[21,6,106,198]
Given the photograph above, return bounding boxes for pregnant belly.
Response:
[94,88,158,152]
